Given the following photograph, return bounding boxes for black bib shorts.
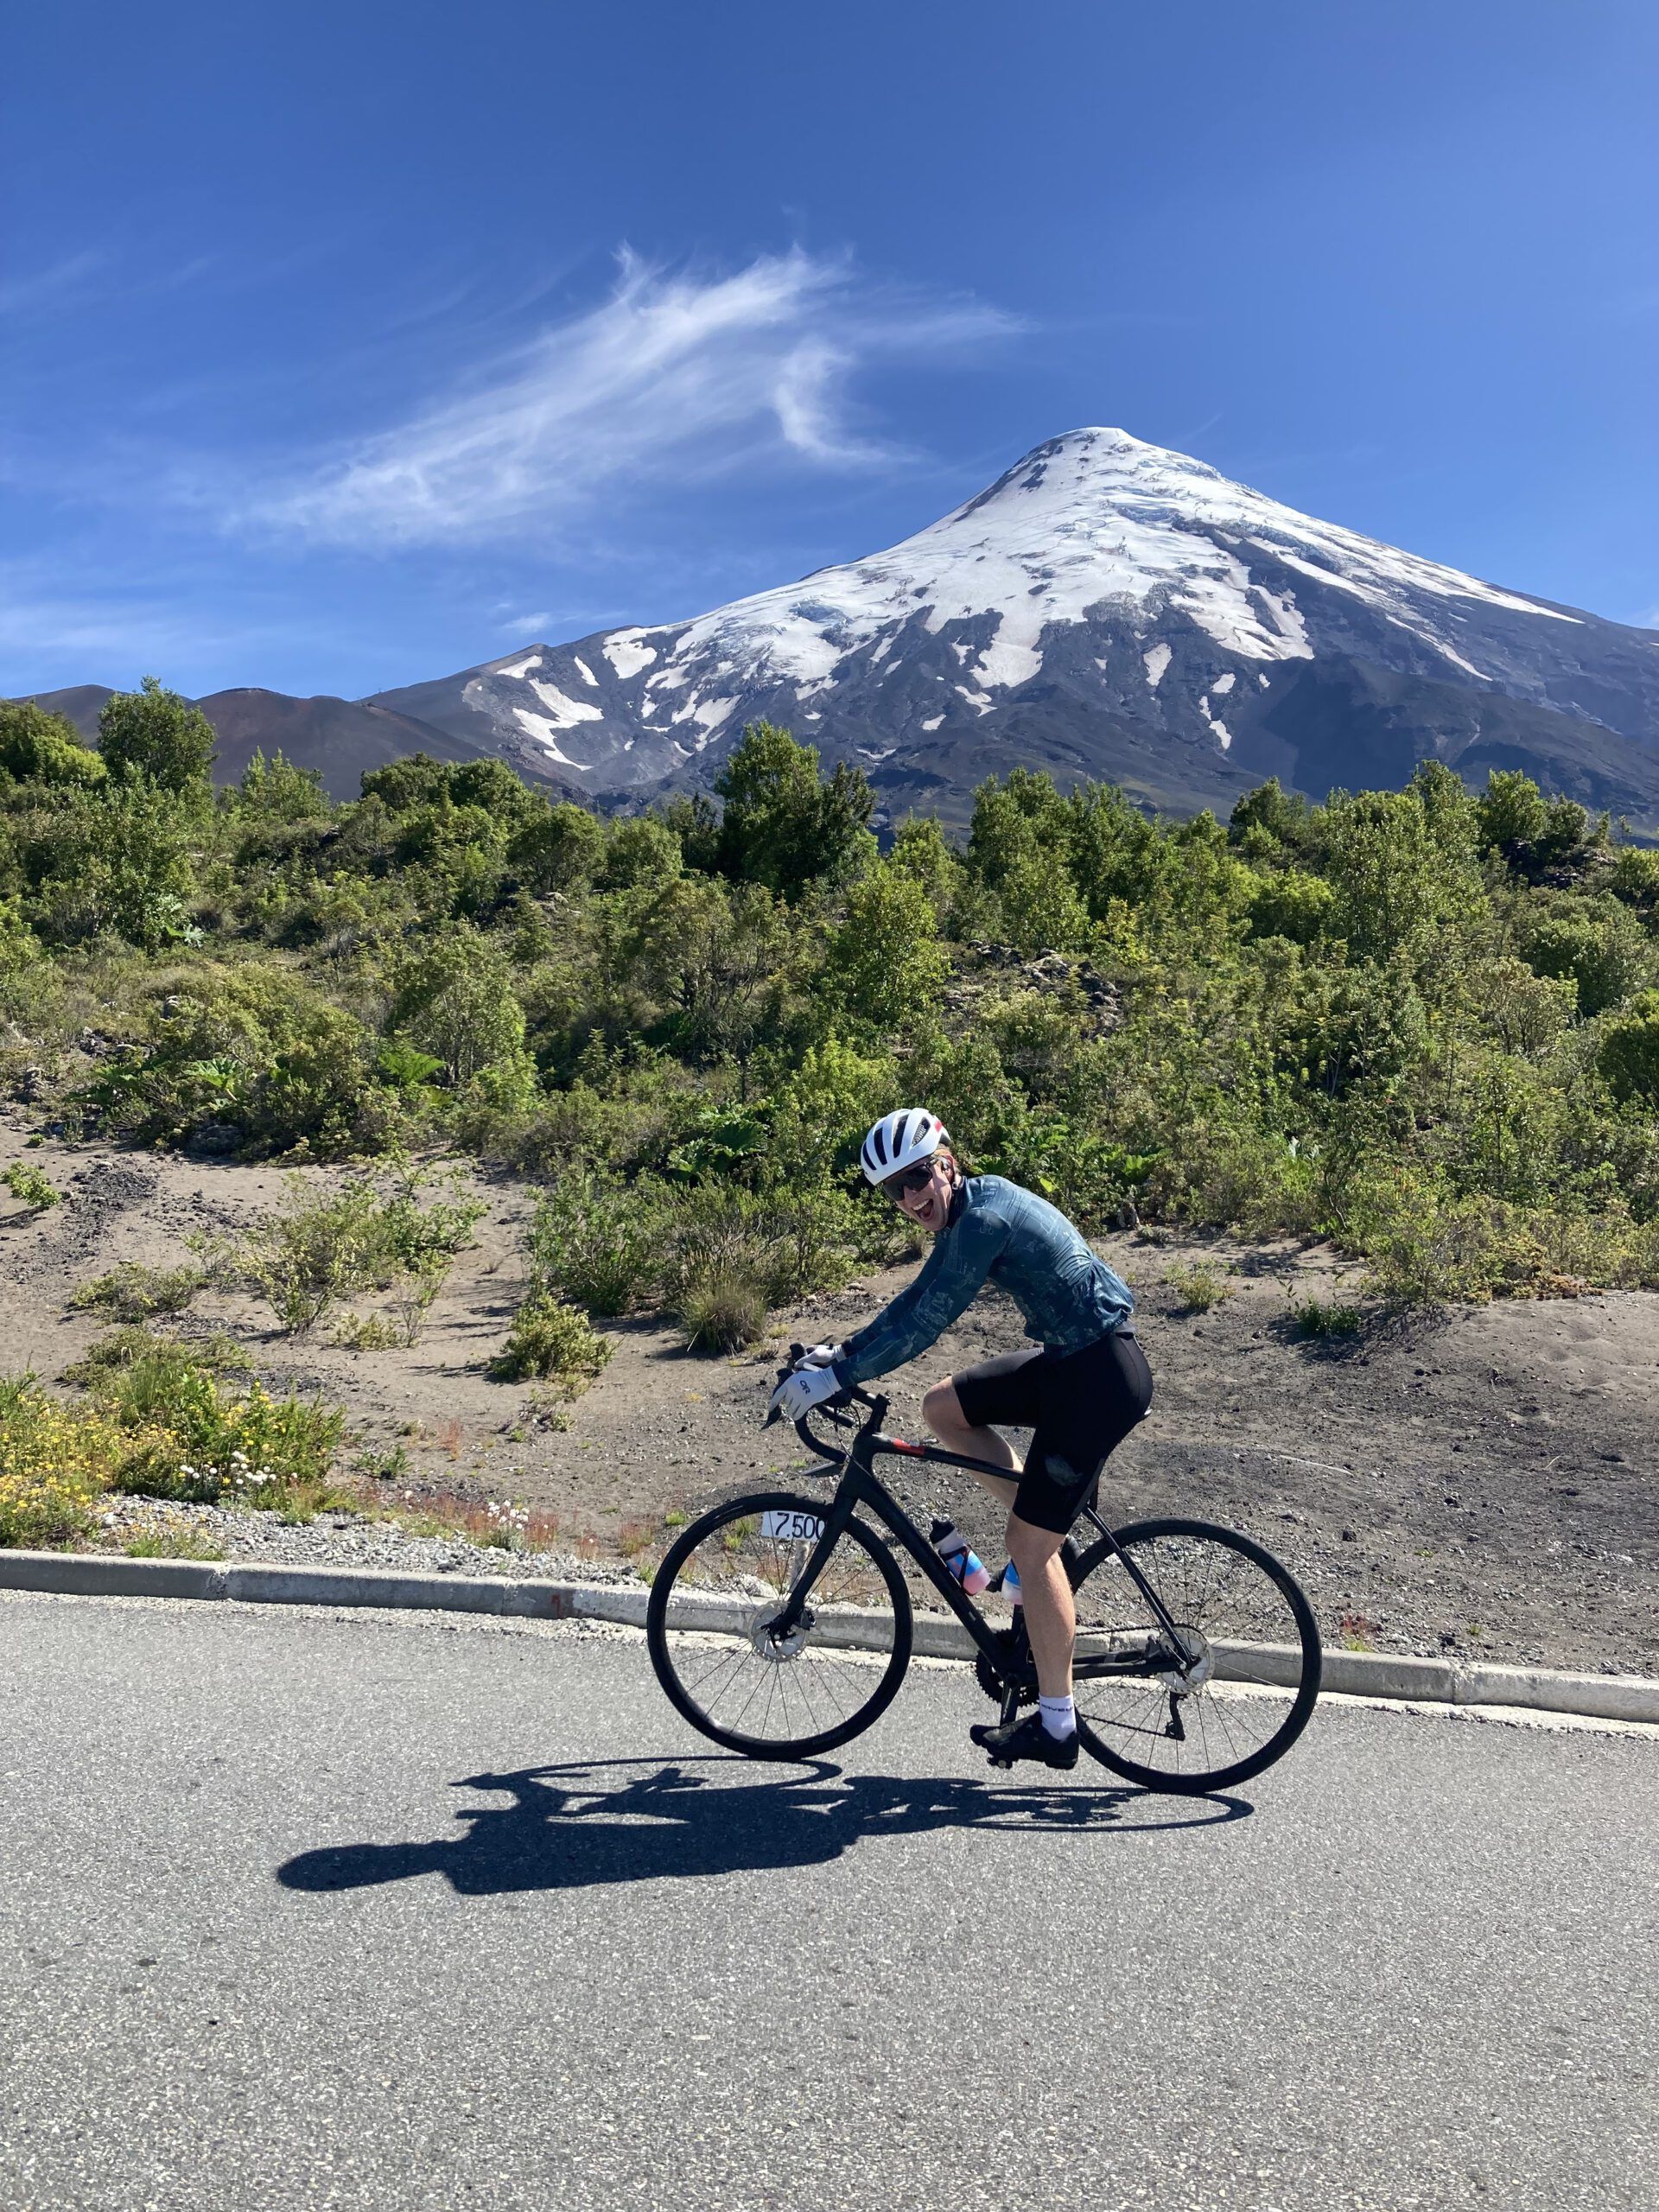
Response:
[950,1327,1154,1535]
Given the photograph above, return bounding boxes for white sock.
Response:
[1038,1694,1076,1740]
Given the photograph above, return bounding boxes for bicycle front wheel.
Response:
[1069,1517,1322,1794]
[646,1491,913,1759]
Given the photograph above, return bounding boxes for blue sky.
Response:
[4,0,1656,702]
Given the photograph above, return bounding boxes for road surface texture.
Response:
[2,1589,1654,2212]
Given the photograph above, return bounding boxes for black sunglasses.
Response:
[882,1160,938,1200]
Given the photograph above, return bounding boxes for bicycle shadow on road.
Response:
[278,1757,1250,1897]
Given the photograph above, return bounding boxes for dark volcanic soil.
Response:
[3,1112,1655,1676]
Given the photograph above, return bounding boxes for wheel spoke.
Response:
[649,1494,911,1758]
[1071,1521,1320,1792]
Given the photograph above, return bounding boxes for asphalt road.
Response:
[2,1590,1655,2212]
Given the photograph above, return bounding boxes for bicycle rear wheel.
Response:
[1069,1517,1321,1793]
[646,1491,913,1759]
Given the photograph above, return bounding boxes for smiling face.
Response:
[884,1148,958,1235]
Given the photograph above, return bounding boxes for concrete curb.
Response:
[3,1548,1656,1726]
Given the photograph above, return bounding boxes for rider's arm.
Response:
[833,1206,1012,1387]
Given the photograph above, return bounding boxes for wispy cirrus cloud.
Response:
[0,250,106,318]
[244,248,1019,548]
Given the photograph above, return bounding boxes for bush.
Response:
[1164,1262,1233,1314]
[676,1262,769,1352]
[85,966,374,1154]
[658,1179,874,1314]
[1247,868,1335,944]
[822,860,950,1032]
[489,1294,613,1390]
[0,1375,129,1547]
[98,677,216,795]
[1345,1170,1656,1303]
[3,1161,60,1210]
[714,722,876,899]
[529,1172,669,1315]
[229,1159,484,1338]
[62,1329,342,1501]
[331,1312,404,1350]
[232,1177,387,1333]
[369,1158,487,1344]
[1597,992,1659,1106]
[0,702,106,788]
[1289,1295,1362,1339]
[1523,902,1649,1016]
[71,1263,207,1322]
[388,931,530,1089]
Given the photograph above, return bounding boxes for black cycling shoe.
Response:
[970,1711,1079,1771]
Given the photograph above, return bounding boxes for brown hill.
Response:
[18,685,506,800]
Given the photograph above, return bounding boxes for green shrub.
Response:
[62,1325,249,1388]
[676,1262,770,1352]
[1523,902,1649,1016]
[3,1161,60,1210]
[1289,1295,1362,1339]
[488,1294,613,1390]
[71,1262,207,1322]
[330,1312,404,1350]
[388,931,530,1089]
[229,1158,484,1337]
[1345,1171,1655,1303]
[529,1172,668,1314]
[1597,992,1659,1106]
[0,701,107,788]
[822,859,950,1031]
[0,1374,125,1547]
[63,1328,341,1501]
[83,966,374,1154]
[658,1180,871,1313]
[232,1177,385,1333]
[1247,868,1336,944]
[1164,1262,1234,1314]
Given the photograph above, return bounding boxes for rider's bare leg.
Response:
[922,1381,1020,1511]
[1005,1516,1074,1700]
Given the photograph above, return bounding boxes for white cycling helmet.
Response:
[861,1107,950,1186]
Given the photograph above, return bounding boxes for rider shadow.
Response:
[278,1758,1251,1897]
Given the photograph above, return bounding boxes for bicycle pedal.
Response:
[986,1754,1015,1771]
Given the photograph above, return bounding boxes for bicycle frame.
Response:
[766,1388,1197,1681]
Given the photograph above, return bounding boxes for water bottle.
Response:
[1003,1560,1022,1608]
[930,1517,991,1596]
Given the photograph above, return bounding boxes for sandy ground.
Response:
[3,1109,1656,1675]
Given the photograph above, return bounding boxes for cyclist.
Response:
[770,1108,1152,1770]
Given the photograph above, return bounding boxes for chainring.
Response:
[976,1633,1038,1708]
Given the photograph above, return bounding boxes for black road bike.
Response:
[646,1361,1323,1794]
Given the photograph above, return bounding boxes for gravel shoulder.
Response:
[3,1110,1656,1676]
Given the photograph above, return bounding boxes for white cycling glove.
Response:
[769,1363,842,1424]
[799,1341,846,1368]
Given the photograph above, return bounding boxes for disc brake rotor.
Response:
[750,1610,810,1662]
[1155,1627,1215,1694]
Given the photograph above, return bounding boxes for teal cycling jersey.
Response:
[833,1174,1134,1388]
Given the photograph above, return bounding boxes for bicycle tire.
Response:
[646,1490,914,1759]
[1068,1516,1322,1794]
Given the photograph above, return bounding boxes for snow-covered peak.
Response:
[627,427,1578,716]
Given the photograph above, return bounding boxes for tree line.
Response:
[4,677,1659,1309]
